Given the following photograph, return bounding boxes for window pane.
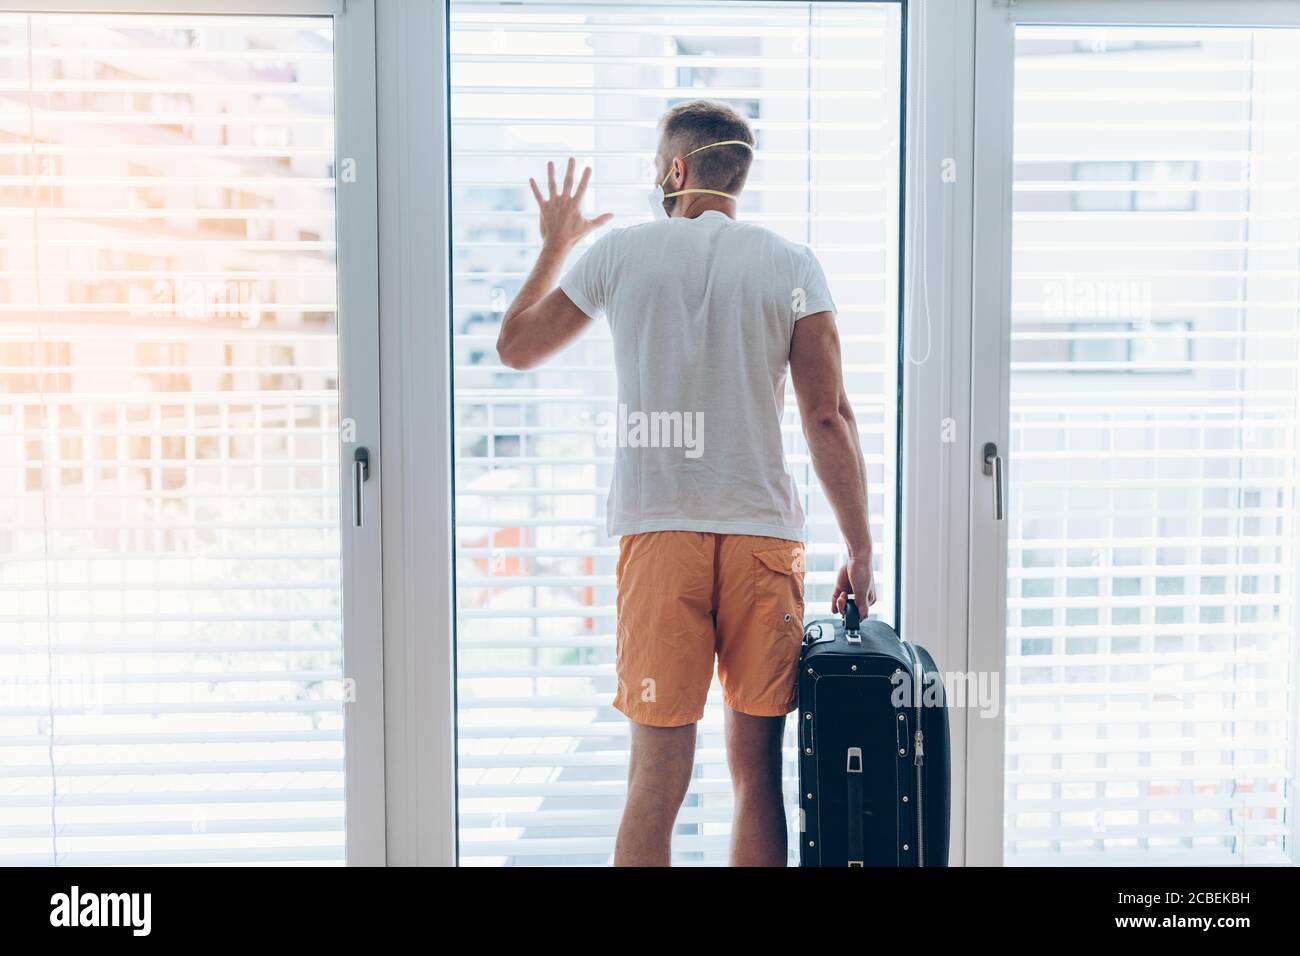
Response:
[0,15,346,865]
[450,1,902,866]
[1007,25,1300,865]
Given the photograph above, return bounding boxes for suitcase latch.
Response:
[845,627,862,645]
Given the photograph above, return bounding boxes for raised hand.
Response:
[529,157,613,250]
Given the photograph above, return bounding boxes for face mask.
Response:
[649,139,754,220]
[649,182,670,221]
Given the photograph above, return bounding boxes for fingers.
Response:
[832,563,848,613]
[587,212,614,229]
[528,177,544,207]
[573,165,593,203]
[541,158,594,204]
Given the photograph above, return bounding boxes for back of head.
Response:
[657,100,756,196]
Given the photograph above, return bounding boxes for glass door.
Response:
[447,0,904,866]
[970,0,1300,865]
[0,2,383,865]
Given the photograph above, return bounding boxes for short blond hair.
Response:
[658,100,755,195]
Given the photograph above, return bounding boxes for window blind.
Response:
[0,14,347,865]
[1006,25,1299,865]
[450,0,903,866]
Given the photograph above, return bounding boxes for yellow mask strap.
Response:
[659,140,754,195]
[663,188,739,200]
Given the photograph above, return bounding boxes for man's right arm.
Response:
[789,311,877,611]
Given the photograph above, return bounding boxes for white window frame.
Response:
[372,0,456,866]
[334,0,386,869]
[372,0,979,873]
[966,0,1300,867]
[0,0,389,866]
[383,0,922,866]
[897,0,978,868]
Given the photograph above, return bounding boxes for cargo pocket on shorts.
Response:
[753,545,806,646]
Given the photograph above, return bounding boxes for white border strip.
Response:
[336,0,387,868]
[375,0,457,867]
[900,0,979,868]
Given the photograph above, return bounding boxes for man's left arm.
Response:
[497,157,612,370]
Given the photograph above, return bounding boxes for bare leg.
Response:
[725,707,788,866]
[614,720,696,866]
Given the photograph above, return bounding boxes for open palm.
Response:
[529,157,613,249]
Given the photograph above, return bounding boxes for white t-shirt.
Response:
[559,210,836,541]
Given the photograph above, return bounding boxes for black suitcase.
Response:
[797,597,950,867]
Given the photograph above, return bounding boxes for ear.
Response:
[672,157,685,186]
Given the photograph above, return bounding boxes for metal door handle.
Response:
[982,441,1003,521]
[352,446,370,528]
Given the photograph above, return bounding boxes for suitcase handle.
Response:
[843,594,861,639]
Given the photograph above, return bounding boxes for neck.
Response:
[674,193,737,220]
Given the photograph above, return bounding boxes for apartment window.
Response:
[449,0,903,866]
[1007,24,1300,865]
[0,14,348,865]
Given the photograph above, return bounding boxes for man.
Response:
[497,100,876,866]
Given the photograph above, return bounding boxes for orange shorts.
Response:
[613,531,806,727]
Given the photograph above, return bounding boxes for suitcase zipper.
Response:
[914,727,925,866]
[904,641,926,867]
